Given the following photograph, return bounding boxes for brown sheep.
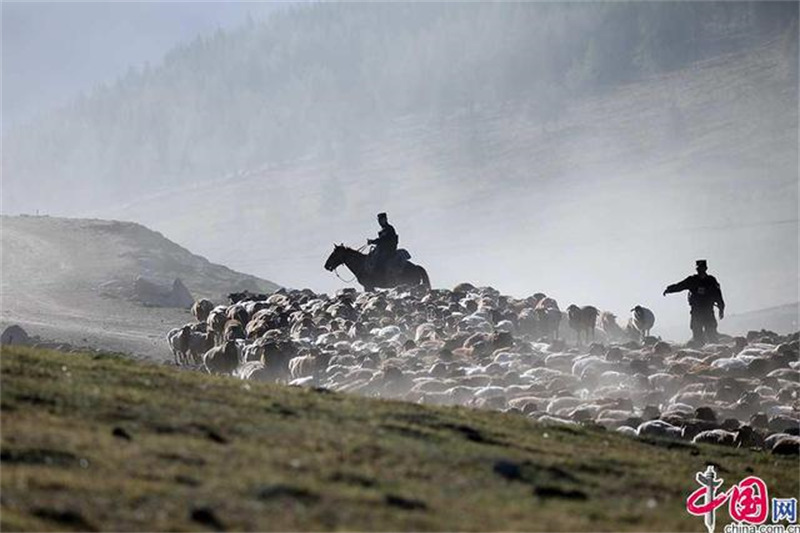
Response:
[191,299,215,323]
[771,436,800,456]
[534,297,561,340]
[517,308,538,336]
[566,305,598,344]
[599,312,626,342]
[223,319,246,342]
[203,340,240,374]
[535,307,562,341]
[206,306,228,345]
[177,324,215,365]
[226,304,249,326]
[260,339,297,383]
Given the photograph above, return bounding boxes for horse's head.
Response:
[324,243,347,271]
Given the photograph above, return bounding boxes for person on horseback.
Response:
[324,213,429,290]
[367,212,398,278]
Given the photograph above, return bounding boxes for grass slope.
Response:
[2,346,797,531]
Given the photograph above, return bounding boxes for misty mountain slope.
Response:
[90,35,797,337]
[719,303,800,336]
[0,215,278,358]
[3,2,796,214]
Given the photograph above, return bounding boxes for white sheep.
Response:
[629,305,655,341]
[166,327,184,364]
[692,429,736,446]
[637,420,682,440]
[289,354,319,380]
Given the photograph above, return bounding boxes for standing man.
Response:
[663,260,725,345]
[367,212,398,277]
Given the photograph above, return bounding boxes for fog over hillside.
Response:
[2,2,797,339]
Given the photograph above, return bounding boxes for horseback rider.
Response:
[367,212,398,277]
[324,214,429,290]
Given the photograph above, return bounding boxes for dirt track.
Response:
[0,293,188,362]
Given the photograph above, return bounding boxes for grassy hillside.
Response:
[2,345,797,531]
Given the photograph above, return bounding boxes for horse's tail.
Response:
[418,265,431,289]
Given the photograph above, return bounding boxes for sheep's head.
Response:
[602,312,617,324]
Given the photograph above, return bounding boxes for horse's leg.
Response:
[418,266,431,289]
[405,264,430,288]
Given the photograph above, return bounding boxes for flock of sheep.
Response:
[167,283,799,455]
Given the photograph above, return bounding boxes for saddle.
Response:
[368,248,411,278]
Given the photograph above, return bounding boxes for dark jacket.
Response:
[665,274,725,310]
[371,223,398,256]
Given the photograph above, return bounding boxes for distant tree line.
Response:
[3,1,796,211]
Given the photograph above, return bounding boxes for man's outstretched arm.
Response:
[663,277,692,296]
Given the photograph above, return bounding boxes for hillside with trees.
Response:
[3,2,797,214]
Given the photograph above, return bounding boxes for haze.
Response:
[2,2,798,339]
[1,1,283,132]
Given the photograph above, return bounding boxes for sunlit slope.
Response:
[722,303,800,336]
[1,215,278,298]
[0,216,278,358]
[3,345,797,531]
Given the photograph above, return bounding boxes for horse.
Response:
[324,244,430,291]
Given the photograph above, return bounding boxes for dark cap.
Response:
[696,259,708,268]
[377,212,387,219]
